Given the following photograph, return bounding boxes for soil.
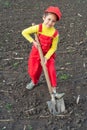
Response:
[0,0,87,130]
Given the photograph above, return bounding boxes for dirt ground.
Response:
[0,0,87,130]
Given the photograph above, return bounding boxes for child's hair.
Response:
[44,12,58,21]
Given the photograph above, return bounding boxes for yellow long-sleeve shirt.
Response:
[22,23,59,59]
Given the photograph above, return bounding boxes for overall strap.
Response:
[38,24,42,32]
[52,30,58,38]
[38,24,58,38]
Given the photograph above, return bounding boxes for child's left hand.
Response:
[41,57,47,66]
[44,57,47,64]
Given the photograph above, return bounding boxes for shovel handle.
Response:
[32,23,53,95]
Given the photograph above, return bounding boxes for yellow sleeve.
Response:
[45,35,59,60]
[22,25,39,43]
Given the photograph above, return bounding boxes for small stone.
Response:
[47,120,52,125]
[78,13,82,17]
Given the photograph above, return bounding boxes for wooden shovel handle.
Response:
[32,23,53,95]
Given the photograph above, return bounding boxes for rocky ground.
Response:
[0,0,87,130]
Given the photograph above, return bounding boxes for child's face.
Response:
[43,13,57,28]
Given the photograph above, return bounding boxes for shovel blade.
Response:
[47,98,65,115]
[56,98,65,113]
[47,100,58,115]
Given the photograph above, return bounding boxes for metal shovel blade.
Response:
[47,98,65,115]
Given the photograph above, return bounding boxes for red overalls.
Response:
[28,24,58,88]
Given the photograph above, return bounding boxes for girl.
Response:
[22,6,64,99]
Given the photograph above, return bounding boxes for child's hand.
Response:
[44,57,47,64]
[33,40,39,48]
[40,57,47,66]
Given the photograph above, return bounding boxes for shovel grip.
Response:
[32,23,53,95]
[35,34,53,95]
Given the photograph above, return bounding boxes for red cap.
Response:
[45,6,62,20]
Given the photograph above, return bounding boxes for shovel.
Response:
[33,24,65,115]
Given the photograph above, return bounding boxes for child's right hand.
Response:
[33,40,39,48]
